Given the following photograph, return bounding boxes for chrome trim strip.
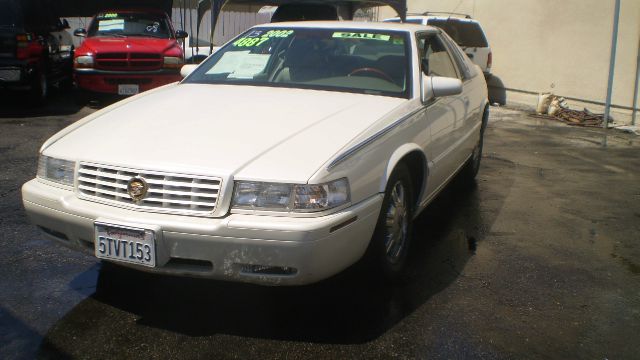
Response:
[327,107,426,170]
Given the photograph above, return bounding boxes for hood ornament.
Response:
[127,177,148,203]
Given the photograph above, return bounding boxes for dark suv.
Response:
[0,0,73,103]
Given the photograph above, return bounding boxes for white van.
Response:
[384,13,492,77]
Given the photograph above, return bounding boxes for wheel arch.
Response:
[482,102,490,132]
[380,144,428,210]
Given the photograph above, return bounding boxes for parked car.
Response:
[23,21,489,285]
[72,9,188,96]
[384,13,492,77]
[0,0,74,103]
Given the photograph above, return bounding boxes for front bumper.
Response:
[22,179,382,285]
[74,68,181,94]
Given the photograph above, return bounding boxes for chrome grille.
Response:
[77,163,221,216]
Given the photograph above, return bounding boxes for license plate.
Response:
[94,222,156,267]
[0,69,20,82]
[118,84,139,95]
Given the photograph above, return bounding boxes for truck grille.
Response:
[77,163,221,216]
[95,52,162,71]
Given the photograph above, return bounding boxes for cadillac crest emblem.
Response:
[127,177,148,202]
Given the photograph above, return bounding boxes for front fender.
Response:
[380,143,427,193]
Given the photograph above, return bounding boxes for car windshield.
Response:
[87,12,171,38]
[184,27,411,98]
[426,19,488,47]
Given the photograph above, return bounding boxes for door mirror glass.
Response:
[175,30,188,39]
[73,28,87,37]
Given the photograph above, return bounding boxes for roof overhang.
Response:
[216,0,406,16]
[197,0,407,29]
[53,0,174,17]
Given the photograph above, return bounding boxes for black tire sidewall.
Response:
[30,70,48,104]
[367,162,414,279]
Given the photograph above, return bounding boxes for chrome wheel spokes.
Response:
[384,181,408,264]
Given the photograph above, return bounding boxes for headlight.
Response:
[232,178,350,212]
[74,55,94,69]
[37,155,75,187]
[163,56,184,69]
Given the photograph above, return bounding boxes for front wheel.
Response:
[30,71,48,105]
[365,163,414,280]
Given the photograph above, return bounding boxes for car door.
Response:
[418,33,467,198]
[440,31,485,158]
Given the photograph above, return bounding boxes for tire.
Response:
[73,89,89,106]
[460,107,488,183]
[30,71,48,105]
[365,162,414,280]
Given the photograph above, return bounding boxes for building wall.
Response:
[171,9,271,45]
[380,0,640,122]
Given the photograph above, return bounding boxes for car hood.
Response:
[78,37,179,54]
[45,84,406,183]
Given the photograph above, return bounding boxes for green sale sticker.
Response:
[233,29,294,47]
[332,32,391,41]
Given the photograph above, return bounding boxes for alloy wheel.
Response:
[384,180,409,264]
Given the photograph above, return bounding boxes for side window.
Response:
[416,34,460,79]
[439,33,471,79]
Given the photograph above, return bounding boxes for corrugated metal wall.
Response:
[171,9,272,46]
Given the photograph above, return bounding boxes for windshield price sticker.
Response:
[233,29,294,47]
[332,32,391,41]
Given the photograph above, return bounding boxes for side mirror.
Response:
[175,30,188,39]
[421,75,463,103]
[73,28,87,37]
[180,64,198,78]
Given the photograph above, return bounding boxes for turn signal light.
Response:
[74,55,94,69]
[16,33,31,60]
[163,56,184,69]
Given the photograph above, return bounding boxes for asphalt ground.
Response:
[1,91,639,359]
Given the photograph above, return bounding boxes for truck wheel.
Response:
[366,162,414,280]
[30,71,48,105]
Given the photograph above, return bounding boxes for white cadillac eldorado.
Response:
[22,21,488,285]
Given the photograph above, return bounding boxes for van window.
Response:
[426,19,488,47]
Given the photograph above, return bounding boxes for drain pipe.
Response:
[633,36,640,125]
[603,0,621,128]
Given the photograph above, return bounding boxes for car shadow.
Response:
[0,89,125,118]
[0,89,85,118]
[36,156,515,356]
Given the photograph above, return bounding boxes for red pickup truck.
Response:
[73,9,187,96]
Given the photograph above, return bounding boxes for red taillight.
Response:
[487,52,492,70]
[16,33,31,60]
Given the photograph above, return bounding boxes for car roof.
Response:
[385,15,481,24]
[256,20,440,33]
